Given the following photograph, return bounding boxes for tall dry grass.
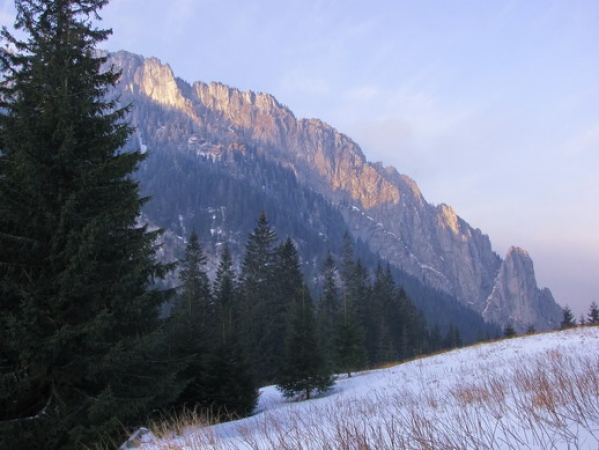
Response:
[136,342,599,449]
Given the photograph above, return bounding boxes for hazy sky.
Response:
[1,0,597,316]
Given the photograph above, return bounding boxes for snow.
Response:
[137,131,148,154]
[128,327,599,449]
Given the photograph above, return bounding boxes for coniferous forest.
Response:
[0,1,490,448]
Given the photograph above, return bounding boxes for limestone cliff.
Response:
[108,51,563,331]
[483,247,562,332]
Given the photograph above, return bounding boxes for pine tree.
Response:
[587,301,599,325]
[213,244,238,343]
[503,322,517,338]
[0,1,180,447]
[336,234,367,376]
[204,244,258,418]
[277,288,335,400]
[170,230,212,408]
[239,212,279,383]
[317,252,340,371]
[560,306,576,329]
[443,325,463,349]
[269,237,305,374]
[370,263,397,365]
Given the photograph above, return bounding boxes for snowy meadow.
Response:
[126,327,599,449]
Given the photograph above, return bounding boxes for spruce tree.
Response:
[169,230,212,408]
[277,287,334,400]
[560,306,576,329]
[213,244,238,342]
[239,212,279,383]
[336,234,367,376]
[270,237,305,369]
[0,1,180,447]
[370,263,397,365]
[317,252,340,371]
[503,322,517,338]
[203,244,258,418]
[587,301,599,325]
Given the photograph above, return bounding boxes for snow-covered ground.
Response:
[128,327,599,449]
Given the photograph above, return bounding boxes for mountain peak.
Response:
[507,246,530,259]
[483,245,562,332]
[110,50,562,333]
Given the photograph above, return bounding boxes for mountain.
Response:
[108,50,562,333]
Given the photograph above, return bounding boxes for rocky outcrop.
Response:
[108,51,563,331]
[483,247,562,332]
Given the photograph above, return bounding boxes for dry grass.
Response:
[128,340,599,449]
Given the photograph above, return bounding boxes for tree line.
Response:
[168,212,467,408]
[1,1,564,447]
[0,2,460,446]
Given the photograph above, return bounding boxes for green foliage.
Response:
[0,1,179,447]
[317,252,340,371]
[503,322,517,338]
[168,233,258,418]
[443,324,463,349]
[238,212,281,384]
[201,338,258,418]
[587,301,599,325]
[277,288,335,400]
[560,306,576,329]
[204,244,258,417]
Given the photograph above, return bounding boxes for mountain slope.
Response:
[109,50,562,332]
[127,326,599,449]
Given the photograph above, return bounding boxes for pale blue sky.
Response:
[1,0,597,316]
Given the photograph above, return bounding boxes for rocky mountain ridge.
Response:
[109,51,562,332]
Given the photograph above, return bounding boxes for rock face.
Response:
[108,51,563,332]
[483,247,562,331]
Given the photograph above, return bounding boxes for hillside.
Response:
[125,326,599,449]
[108,50,562,334]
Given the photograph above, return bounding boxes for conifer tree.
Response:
[213,244,238,342]
[270,237,305,374]
[336,234,367,376]
[277,287,334,400]
[239,212,279,383]
[443,325,463,349]
[560,306,576,329]
[587,301,599,325]
[317,252,340,370]
[0,1,179,447]
[170,230,212,408]
[204,244,258,418]
[503,322,517,338]
[370,263,397,364]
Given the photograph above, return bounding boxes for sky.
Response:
[1,0,597,316]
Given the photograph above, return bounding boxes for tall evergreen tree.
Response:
[443,324,463,349]
[239,212,279,383]
[560,306,576,329]
[317,252,340,371]
[336,234,367,376]
[213,244,238,343]
[270,237,305,374]
[0,1,179,447]
[169,230,212,408]
[587,301,599,325]
[277,287,335,400]
[369,263,397,365]
[204,244,258,418]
